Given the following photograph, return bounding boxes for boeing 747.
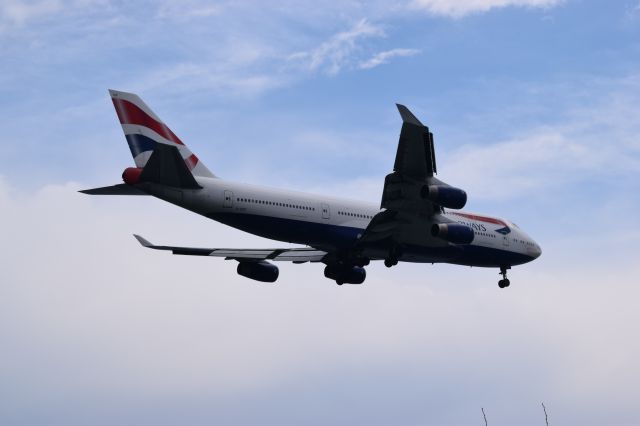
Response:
[81,90,541,288]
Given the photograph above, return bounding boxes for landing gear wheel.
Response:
[336,279,344,286]
[498,266,511,289]
[384,258,398,268]
[498,279,510,288]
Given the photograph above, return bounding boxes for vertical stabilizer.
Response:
[109,89,215,178]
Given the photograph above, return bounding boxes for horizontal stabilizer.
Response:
[133,234,153,247]
[79,184,149,195]
[140,143,202,189]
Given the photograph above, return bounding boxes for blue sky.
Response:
[1,1,640,425]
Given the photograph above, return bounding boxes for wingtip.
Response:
[133,234,152,247]
[396,103,424,126]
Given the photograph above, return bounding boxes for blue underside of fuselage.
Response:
[208,212,361,249]
[207,212,534,267]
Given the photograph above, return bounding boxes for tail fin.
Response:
[109,89,215,178]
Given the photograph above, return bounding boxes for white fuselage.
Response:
[146,176,541,268]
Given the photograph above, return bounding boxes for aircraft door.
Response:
[321,203,330,219]
[502,235,510,247]
[223,190,233,208]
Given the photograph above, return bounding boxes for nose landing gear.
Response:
[498,265,511,288]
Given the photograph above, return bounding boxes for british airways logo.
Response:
[456,220,487,232]
[450,212,511,236]
[494,226,511,235]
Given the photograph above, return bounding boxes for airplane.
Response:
[81,90,541,288]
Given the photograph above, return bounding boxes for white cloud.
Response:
[0,0,61,26]
[438,77,640,200]
[288,19,419,75]
[410,0,563,18]
[625,1,640,19]
[156,0,221,20]
[289,19,386,75]
[358,47,420,69]
[0,0,111,30]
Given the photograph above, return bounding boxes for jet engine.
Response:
[431,223,474,244]
[421,185,467,209]
[237,261,279,282]
[324,265,366,285]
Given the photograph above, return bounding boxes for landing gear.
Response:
[356,258,370,267]
[384,258,398,268]
[498,266,511,288]
[384,245,402,268]
[324,264,366,285]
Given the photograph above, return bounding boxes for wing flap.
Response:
[356,210,400,244]
[271,251,326,262]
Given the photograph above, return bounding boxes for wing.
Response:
[393,104,437,179]
[380,104,441,215]
[359,105,449,246]
[134,235,327,263]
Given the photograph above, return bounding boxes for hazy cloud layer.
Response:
[440,76,640,200]
[0,179,639,425]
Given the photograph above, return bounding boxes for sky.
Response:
[1,0,640,425]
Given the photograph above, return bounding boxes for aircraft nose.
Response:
[532,243,542,259]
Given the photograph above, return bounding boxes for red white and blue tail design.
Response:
[109,89,215,178]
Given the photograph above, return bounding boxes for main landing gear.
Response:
[384,245,402,268]
[384,258,398,268]
[498,266,511,288]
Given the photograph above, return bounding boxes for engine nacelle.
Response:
[237,261,279,283]
[421,185,467,209]
[122,167,143,185]
[324,265,366,284]
[431,223,474,244]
